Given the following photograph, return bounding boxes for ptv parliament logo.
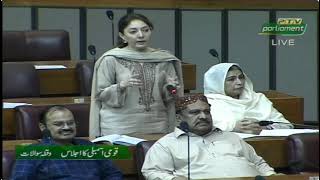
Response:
[259,18,307,36]
[259,18,307,46]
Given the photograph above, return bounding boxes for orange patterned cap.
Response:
[175,93,208,112]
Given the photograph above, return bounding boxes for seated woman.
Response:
[204,63,293,134]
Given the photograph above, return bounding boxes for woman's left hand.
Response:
[166,75,180,89]
[236,119,263,134]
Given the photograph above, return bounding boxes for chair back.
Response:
[287,133,319,173]
[76,61,94,96]
[3,30,70,62]
[3,63,40,98]
[135,140,157,180]
[2,150,15,180]
[15,104,90,139]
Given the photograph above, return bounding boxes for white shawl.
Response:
[204,63,293,131]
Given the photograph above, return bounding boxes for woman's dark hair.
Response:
[228,65,243,73]
[117,13,154,48]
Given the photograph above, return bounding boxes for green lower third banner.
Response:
[15,145,131,160]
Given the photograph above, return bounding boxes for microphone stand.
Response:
[258,121,319,129]
[111,21,115,47]
[88,45,96,63]
[106,10,115,47]
[187,131,190,180]
[43,129,53,143]
[209,48,221,63]
[291,123,319,129]
[180,121,191,180]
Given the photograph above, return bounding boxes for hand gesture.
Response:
[119,74,143,90]
[165,71,180,89]
[166,74,181,96]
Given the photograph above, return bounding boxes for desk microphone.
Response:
[209,48,220,63]
[258,121,319,129]
[42,129,53,143]
[254,175,265,180]
[289,160,320,173]
[167,84,177,95]
[106,10,115,47]
[88,44,96,62]
[179,121,190,180]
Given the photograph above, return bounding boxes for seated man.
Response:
[11,105,123,180]
[141,94,276,180]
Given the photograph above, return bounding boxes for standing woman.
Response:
[90,13,184,138]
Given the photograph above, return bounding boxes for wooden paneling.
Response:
[262,90,304,124]
[2,91,304,138]
[39,68,80,95]
[4,60,196,96]
[182,62,196,92]
[3,0,318,9]
[248,137,288,168]
[270,98,304,124]
[3,110,17,138]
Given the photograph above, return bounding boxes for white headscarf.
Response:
[204,63,292,131]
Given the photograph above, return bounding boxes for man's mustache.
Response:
[59,129,74,133]
[194,118,210,126]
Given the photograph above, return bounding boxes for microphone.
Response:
[42,129,52,143]
[106,10,115,47]
[289,160,320,173]
[180,121,189,132]
[106,10,114,20]
[258,121,319,129]
[209,48,220,63]
[167,84,177,95]
[255,175,265,180]
[179,121,190,180]
[88,45,96,62]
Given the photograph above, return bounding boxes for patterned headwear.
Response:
[175,93,209,112]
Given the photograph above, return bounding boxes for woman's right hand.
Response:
[119,74,143,90]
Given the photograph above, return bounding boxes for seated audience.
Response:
[141,94,276,179]
[204,63,293,134]
[11,105,123,180]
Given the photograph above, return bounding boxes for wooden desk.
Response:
[209,173,319,180]
[245,137,288,168]
[2,90,304,138]
[4,60,196,96]
[261,90,304,124]
[2,137,292,180]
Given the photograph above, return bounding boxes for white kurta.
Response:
[142,128,275,180]
[203,63,293,131]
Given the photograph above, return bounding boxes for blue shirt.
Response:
[11,138,123,180]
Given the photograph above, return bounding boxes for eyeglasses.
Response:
[51,121,76,128]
